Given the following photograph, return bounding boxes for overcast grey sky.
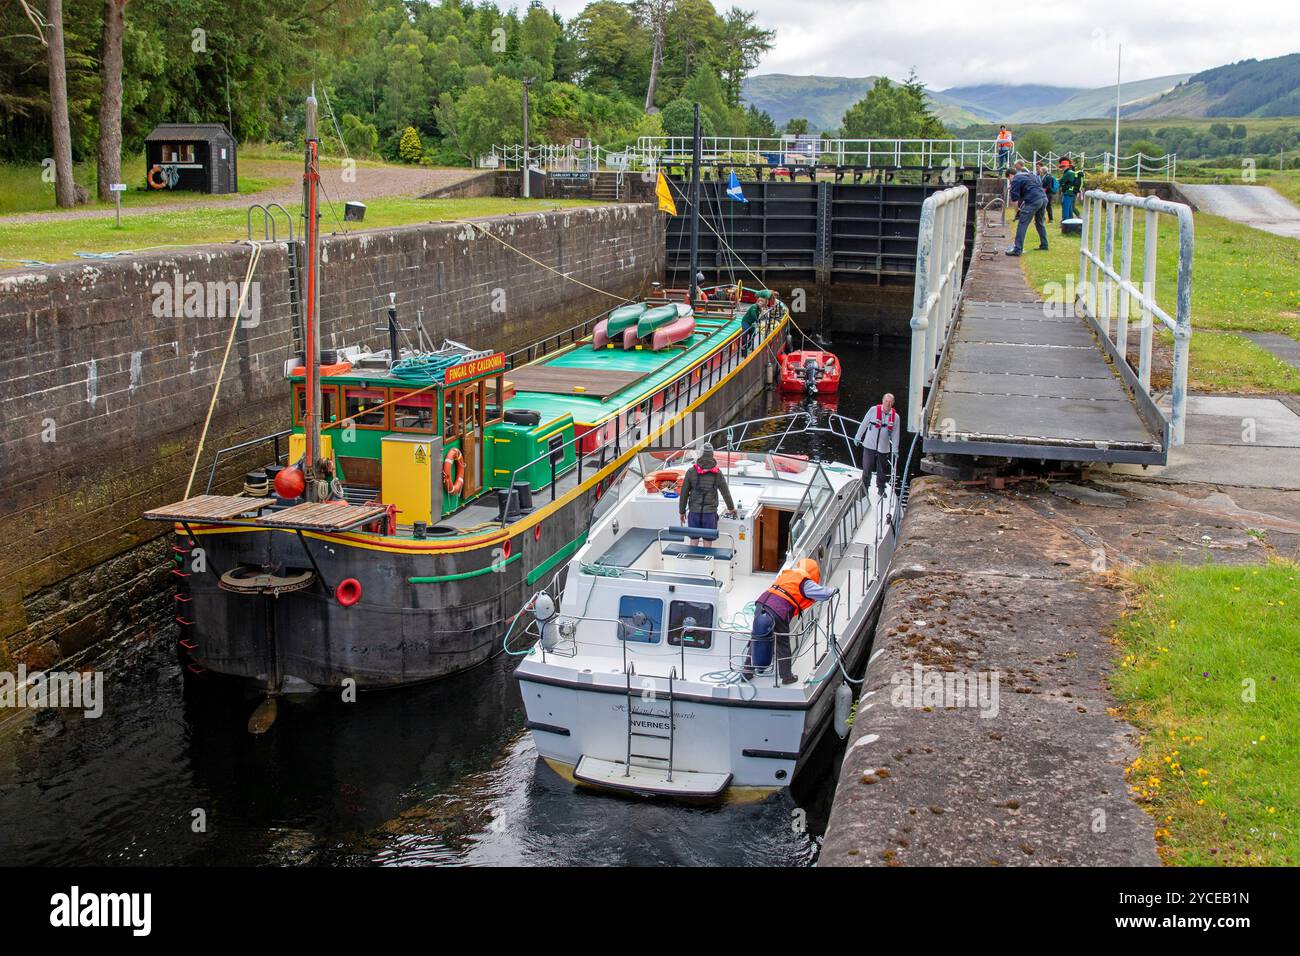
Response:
[547,0,1299,90]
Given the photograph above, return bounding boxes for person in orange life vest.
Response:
[743,558,838,684]
[853,392,900,494]
[678,443,736,545]
[995,125,1014,171]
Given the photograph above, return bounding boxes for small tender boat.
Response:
[512,412,902,799]
[779,349,840,394]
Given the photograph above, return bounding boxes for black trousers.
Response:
[862,447,891,492]
[744,607,795,681]
[1044,196,1053,222]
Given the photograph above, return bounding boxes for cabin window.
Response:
[392,390,435,433]
[159,143,196,163]
[293,383,339,426]
[484,375,505,424]
[344,386,388,428]
[443,391,461,440]
[617,595,662,644]
[667,600,714,649]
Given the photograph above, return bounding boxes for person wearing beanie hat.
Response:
[678,442,736,544]
[740,290,773,355]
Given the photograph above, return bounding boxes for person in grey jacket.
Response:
[853,393,901,494]
[678,443,736,543]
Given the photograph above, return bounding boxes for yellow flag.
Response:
[656,171,678,216]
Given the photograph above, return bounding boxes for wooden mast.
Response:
[302,89,323,499]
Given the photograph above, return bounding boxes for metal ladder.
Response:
[285,240,304,355]
[625,666,676,782]
[246,203,303,353]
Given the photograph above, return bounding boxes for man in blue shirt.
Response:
[1006,160,1049,257]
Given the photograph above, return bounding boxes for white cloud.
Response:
[545,0,1299,91]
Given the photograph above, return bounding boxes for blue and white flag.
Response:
[726,170,748,203]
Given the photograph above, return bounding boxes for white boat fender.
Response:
[834,683,853,739]
[533,593,560,649]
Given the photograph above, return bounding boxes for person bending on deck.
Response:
[1006,160,1049,256]
[678,443,736,545]
[741,290,773,354]
[743,558,838,685]
[853,392,900,495]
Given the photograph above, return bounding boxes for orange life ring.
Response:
[643,467,684,494]
[443,447,465,496]
[336,578,362,607]
[147,164,168,189]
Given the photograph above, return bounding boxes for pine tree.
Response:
[398,125,423,164]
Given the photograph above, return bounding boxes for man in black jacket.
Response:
[1006,161,1048,256]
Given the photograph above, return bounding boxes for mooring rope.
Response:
[443,218,630,301]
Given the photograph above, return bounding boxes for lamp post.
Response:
[522,77,535,199]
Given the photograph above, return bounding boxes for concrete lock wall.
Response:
[0,203,664,670]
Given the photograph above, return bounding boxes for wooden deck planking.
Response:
[143,495,274,522]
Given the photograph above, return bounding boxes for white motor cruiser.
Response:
[511,413,905,799]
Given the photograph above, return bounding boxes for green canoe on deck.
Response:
[635,304,679,338]
[606,303,647,336]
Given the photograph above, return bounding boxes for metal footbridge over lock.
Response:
[907,184,1195,468]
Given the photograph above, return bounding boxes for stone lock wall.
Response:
[0,203,664,669]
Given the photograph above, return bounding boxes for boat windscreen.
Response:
[788,464,834,548]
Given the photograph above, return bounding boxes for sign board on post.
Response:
[109,183,126,227]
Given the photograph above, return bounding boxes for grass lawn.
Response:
[1111,561,1299,865]
[0,157,289,215]
[0,196,602,266]
[1022,209,1300,393]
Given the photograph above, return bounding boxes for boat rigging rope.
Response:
[443,219,630,301]
[183,240,264,498]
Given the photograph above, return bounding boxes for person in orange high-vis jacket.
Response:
[743,558,838,684]
[995,126,1014,171]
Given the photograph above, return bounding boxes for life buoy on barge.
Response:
[443,447,465,496]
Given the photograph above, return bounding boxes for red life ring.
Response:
[336,578,362,607]
[443,447,465,496]
[644,468,684,494]
[147,164,168,189]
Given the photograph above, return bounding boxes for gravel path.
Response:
[1174,183,1300,240]
[0,164,480,225]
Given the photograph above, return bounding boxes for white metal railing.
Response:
[1099,151,1178,181]
[1077,189,1194,445]
[635,136,1005,171]
[483,138,1177,180]
[907,185,970,433]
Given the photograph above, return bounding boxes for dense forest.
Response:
[0,0,778,168]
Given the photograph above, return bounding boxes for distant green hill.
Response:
[937,84,1086,122]
[740,74,983,132]
[1126,53,1300,118]
[1006,74,1192,123]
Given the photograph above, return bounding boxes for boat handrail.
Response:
[499,312,786,508]
[203,428,293,495]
